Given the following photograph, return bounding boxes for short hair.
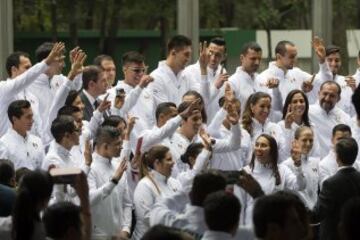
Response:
[332,124,352,137]
[181,143,203,165]
[167,35,192,54]
[35,42,55,62]
[335,137,358,165]
[190,172,227,207]
[340,197,360,240]
[320,80,342,96]
[7,100,31,124]
[0,159,15,186]
[209,37,226,51]
[57,105,81,117]
[204,191,241,232]
[121,51,145,65]
[5,51,30,77]
[142,225,190,240]
[82,65,102,90]
[93,54,114,67]
[94,126,121,146]
[155,102,177,122]
[275,40,295,56]
[240,41,262,55]
[253,191,308,239]
[65,90,80,107]
[43,202,82,239]
[50,115,77,143]
[326,45,341,57]
[102,115,127,128]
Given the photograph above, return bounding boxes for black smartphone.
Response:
[116,88,125,97]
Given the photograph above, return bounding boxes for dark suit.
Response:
[80,90,96,121]
[314,167,360,240]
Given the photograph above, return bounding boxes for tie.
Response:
[93,100,99,109]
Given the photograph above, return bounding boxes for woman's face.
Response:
[251,97,271,124]
[156,151,175,177]
[72,95,85,112]
[289,93,306,117]
[254,136,271,164]
[297,128,314,155]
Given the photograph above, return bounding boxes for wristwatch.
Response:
[110,178,119,185]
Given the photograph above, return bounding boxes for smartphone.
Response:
[218,170,241,184]
[49,167,82,184]
[116,88,125,97]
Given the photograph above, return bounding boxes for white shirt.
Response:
[309,103,351,158]
[331,74,357,116]
[87,152,132,237]
[150,191,207,235]
[0,128,44,170]
[319,150,338,189]
[234,159,306,225]
[133,170,181,240]
[149,60,201,106]
[0,61,48,137]
[282,156,320,209]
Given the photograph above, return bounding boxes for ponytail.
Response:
[140,145,170,179]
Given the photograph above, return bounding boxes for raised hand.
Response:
[199,127,213,151]
[179,98,202,119]
[113,159,128,181]
[69,46,80,65]
[68,49,87,80]
[266,78,279,89]
[284,105,295,129]
[312,36,326,63]
[97,93,111,113]
[237,170,264,198]
[125,115,137,140]
[214,66,229,89]
[199,41,210,75]
[291,140,302,167]
[302,74,315,93]
[226,110,240,125]
[83,138,93,167]
[45,42,65,65]
[345,76,357,91]
[139,75,154,88]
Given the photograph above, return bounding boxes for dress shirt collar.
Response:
[83,89,97,106]
[152,170,168,183]
[337,165,354,172]
[93,152,112,165]
[237,66,255,80]
[252,117,269,130]
[8,127,29,141]
[53,141,71,160]
[315,101,339,116]
[253,158,273,172]
[159,60,183,78]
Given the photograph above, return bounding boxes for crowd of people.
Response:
[0,34,360,240]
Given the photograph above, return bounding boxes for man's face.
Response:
[332,130,351,146]
[173,46,192,70]
[12,56,32,78]
[93,72,108,96]
[68,121,80,146]
[13,107,33,132]
[319,83,340,112]
[207,43,226,70]
[240,49,262,74]
[101,60,116,87]
[72,112,83,135]
[123,62,147,87]
[278,44,297,70]
[326,52,341,74]
[183,110,203,135]
[107,137,123,158]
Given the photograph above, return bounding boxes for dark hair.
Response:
[242,92,271,136]
[35,42,57,62]
[12,170,53,240]
[340,197,360,240]
[182,90,207,123]
[94,126,121,146]
[250,134,280,185]
[8,100,31,124]
[6,51,30,77]
[50,115,77,143]
[0,159,15,187]
[352,84,360,119]
[181,143,203,165]
[325,44,340,57]
[155,102,177,122]
[294,126,313,140]
[122,51,145,65]
[253,191,308,239]
[209,37,226,52]
[15,167,32,186]
[190,172,226,207]
[241,41,262,55]
[93,54,114,67]
[57,105,81,117]
[102,115,127,128]
[320,80,342,96]
[141,225,189,240]
[167,35,192,55]
[282,90,310,127]
[82,65,102,90]
[140,145,169,178]
[65,90,80,107]
[332,124,352,137]
[43,202,82,239]
[335,137,358,165]
[275,40,295,57]
[204,191,241,232]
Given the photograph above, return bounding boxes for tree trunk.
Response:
[104,0,122,55]
[69,0,78,47]
[99,0,110,53]
[159,16,169,59]
[50,0,58,41]
[85,0,96,29]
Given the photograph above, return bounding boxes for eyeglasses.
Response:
[208,50,224,59]
[126,66,149,74]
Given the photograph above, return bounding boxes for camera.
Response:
[49,167,82,184]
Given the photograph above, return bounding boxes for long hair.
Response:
[140,145,170,179]
[12,170,53,240]
[242,92,271,136]
[282,89,310,127]
[249,134,281,185]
